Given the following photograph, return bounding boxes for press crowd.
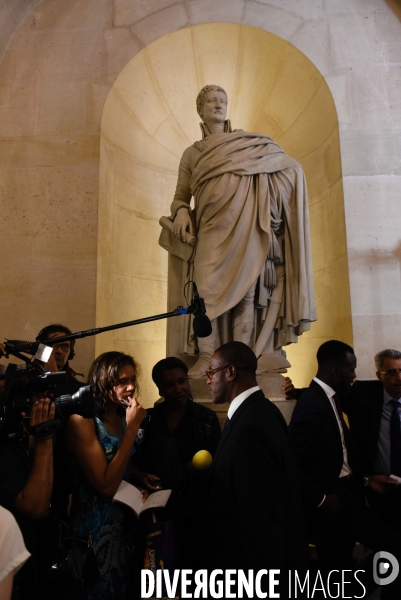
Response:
[1,324,401,600]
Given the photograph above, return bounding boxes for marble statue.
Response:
[159,85,316,377]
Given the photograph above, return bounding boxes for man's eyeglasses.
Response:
[378,368,401,378]
[205,364,247,380]
[205,364,230,380]
[52,342,71,352]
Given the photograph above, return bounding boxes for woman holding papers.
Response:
[132,357,221,567]
[66,351,146,600]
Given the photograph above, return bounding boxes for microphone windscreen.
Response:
[193,315,212,338]
[5,340,39,355]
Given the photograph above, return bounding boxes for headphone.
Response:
[36,324,75,361]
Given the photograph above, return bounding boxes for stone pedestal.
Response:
[193,372,297,429]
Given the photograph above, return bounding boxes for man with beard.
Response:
[36,324,84,522]
[36,324,83,396]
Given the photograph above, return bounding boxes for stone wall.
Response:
[0,0,400,398]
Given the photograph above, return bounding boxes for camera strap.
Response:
[30,419,61,438]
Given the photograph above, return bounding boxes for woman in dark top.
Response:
[132,357,221,566]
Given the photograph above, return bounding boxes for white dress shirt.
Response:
[227,386,260,420]
[313,377,352,478]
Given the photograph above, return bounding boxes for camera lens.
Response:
[53,385,95,419]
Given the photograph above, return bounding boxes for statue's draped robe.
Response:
[170,130,316,354]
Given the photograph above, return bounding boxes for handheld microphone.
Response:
[191,283,212,338]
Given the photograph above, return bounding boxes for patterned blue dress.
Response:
[69,417,135,599]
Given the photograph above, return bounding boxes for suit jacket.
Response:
[289,380,362,507]
[346,380,384,475]
[203,390,308,577]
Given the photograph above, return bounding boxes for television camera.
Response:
[0,339,94,440]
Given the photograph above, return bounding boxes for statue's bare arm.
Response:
[170,147,195,244]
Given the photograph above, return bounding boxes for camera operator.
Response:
[36,324,83,396]
[35,325,88,526]
[0,389,55,600]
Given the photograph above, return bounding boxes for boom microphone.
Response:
[2,285,212,361]
[191,283,212,338]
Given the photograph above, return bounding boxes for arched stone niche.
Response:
[97,23,352,406]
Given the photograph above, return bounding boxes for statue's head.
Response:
[196,85,227,123]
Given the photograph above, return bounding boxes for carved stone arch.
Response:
[97,24,352,404]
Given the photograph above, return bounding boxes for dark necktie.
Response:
[333,393,355,470]
[224,415,230,430]
[390,399,401,477]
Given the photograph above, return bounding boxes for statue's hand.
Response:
[172,208,193,243]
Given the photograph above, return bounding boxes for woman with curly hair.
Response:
[66,351,146,599]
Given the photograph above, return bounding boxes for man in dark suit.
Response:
[347,348,401,535]
[289,340,401,599]
[203,341,308,597]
